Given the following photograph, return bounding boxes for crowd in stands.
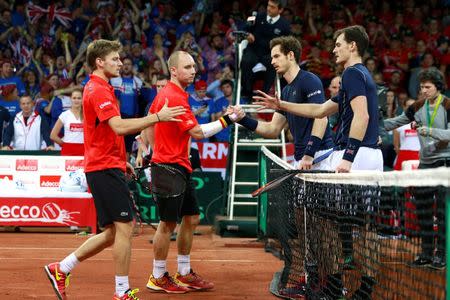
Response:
[0,0,449,170]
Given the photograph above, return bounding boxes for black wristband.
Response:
[304,135,322,157]
[342,138,362,162]
[237,115,258,131]
[221,115,233,126]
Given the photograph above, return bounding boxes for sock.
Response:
[115,275,129,297]
[59,253,80,274]
[153,259,166,279]
[177,255,191,276]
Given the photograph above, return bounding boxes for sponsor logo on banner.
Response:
[16,159,38,171]
[65,159,84,171]
[0,202,80,225]
[40,160,62,171]
[40,175,62,188]
[0,174,13,180]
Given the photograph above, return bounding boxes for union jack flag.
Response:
[26,2,72,27]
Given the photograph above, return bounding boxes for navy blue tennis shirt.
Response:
[332,63,379,149]
[280,70,334,160]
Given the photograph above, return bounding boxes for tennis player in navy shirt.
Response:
[254,25,383,172]
[237,35,334,170]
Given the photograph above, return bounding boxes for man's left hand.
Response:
[298,155,313,170]
[126,162,135,176]
[336,159,352,173]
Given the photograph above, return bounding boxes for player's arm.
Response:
[299,117,329,170]
[253,90,338,118]
[109,99,186,136]
[337,96,368,172]
[188,109,243,139]
[50,119,64,146]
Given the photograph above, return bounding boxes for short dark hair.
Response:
[156,74,170,81]
[418,68,445,91]
[220,79,234,89]
[333,25,369,57]
[270,35,302,62]
[86,39,122,70]
[270,0,286,9]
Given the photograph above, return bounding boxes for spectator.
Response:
[110,57,143,157]
[392,99,420,170]
[50,89,84,156]
[189,80,214,142]
[211,79,234,142]
[2,95,53,150]
[0,104,10,145]
[34,83,54,128]
[0,84,20,118]
[240,0,290,99]
[0,60,25,96]
[327,75,341,133]
[23,69,40,100]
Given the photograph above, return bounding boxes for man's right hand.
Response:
[156,98,186,122]
[247,33,255,43]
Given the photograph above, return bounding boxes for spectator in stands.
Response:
[409,53,437,99]
[0,84,20,118]
[2,95,53,150]
[110,57,143,157]
[392,99,420,170]
[34,83,54,128]
[240,0,290,99]
[384,68,450,270]
[22,69,40,100]
[0,60,25,96]
[211,79,234,142]
[327,75,340,134]
[0,104,10,145]
[189,80,214,141]
[50,89,84,156]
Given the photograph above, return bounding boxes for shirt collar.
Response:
[267,15,280,24]
[90,74,112,89]
[167,81,188,95]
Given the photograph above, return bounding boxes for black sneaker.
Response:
[428,256,446,270]
[408,256,432,268]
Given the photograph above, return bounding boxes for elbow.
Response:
[191,132,204,140]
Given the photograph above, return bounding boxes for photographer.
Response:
[384,69,450,270]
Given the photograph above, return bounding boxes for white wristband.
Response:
[200,120,225,138]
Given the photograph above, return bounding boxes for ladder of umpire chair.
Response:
[226,74,286,220]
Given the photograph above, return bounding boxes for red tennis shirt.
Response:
[150,81,198,173]
[83,74,126,173]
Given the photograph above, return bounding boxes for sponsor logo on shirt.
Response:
[40,175,62,188]
[16,159,38,171]
[405,129,417,137]
[307,90,322,98]
[99,101,112,109]
[187,120,194,125]
[70,123,84,132]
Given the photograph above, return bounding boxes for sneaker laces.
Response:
[126,288,139,299]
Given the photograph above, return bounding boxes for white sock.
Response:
[59,253,79,274]
[177,255,191,276]
[153,259,166,279]
[115,275,129,297]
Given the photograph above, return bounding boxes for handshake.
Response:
[224,105,246,122]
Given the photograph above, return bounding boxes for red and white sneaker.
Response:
[44,262,70,300]
[146,272,189,293]
[113,288,140,299]
[174,269,214,290]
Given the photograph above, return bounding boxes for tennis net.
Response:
[259,147,449,300]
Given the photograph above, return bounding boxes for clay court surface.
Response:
[0,225,282,299]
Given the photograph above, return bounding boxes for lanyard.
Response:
[425,94,443,128]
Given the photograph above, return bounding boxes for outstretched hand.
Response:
[252,90,282,111]
[157,98,186,122]
[226,105,245,122]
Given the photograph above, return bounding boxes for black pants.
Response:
[414,159,449,258]
[240,47,276,97]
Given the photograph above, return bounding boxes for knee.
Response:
[182,215,200,227]
[159,221,177,233]
[103,226,116,246]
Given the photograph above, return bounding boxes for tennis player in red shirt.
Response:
[145,50,244,293]
[44,39,186,300]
